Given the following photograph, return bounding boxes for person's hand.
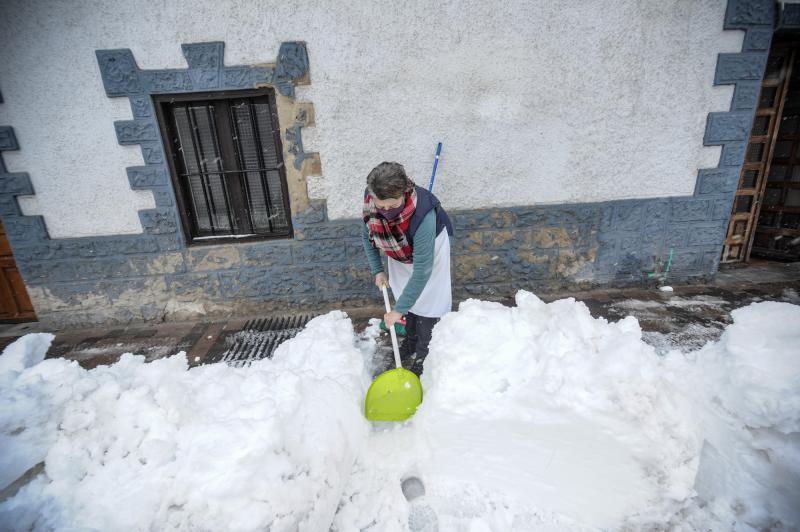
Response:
[384,310,403,327]
[374,272,388,289]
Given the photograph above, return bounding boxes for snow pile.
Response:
[700,301,800,432]
[667,301,800,529]
[335,294,800,530]
[0,312,368,531]
[414,292,702,528]
[1,293,799,531]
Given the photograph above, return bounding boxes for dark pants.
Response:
[401,312,440,376]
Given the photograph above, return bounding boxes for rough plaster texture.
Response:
[0,0,743,236]
[0,0,777,327]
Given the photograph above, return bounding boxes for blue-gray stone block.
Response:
[512,208,549,227]
[181,42,224,70]
[293,239,341,263]
[743,28,773,50]
[285,124,306,170]
[641,223,667,247]
[0,126,19,151]
[4,216,49,242]
[780,3,800,27]
[96,49,142,96]
[140,143,164,164]
[449,231,482,255]
[269,267,318,295]
[614,251,644,274]
[721,142,747,166]
[452,210,516,230]
[293,200,328,225]
[314,265,372,292]
[219,269,270,298]
[0,196,22,217]
[240,244,293,267]
[665,227,691,248]
[144,70,194,93]
[150,187,175,207]
[731,81,762,110]
[115,120,158,144]
[619,234,643,255]
[0,173,34,195]
[74,240,111,258]
[157,235,183,251]
[555,206,604,226]
[13,245,57,262]
[276,42,310,81]
[688,224,727,246]
[705,112,753,144]
[715,53,768,84]
[725,0,775,28]
[129,96,153,118]
[127,166,168,189]
[612,203,644,231]
[139,209,179,234]
[669,251,703,273]
[105,236,160,255]
[252,67,275,84]
[20,260,77,284]
[670,200,712,222]
[712,197,735,220]
[294,222,362,240]
[224,67,254,88]
[696,168,740,195]
[167,272,220,297]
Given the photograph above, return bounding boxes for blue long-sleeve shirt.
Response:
[362,210,436,314]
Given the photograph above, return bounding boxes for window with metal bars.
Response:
[154,89,292,244]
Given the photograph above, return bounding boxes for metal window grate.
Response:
[157,90,292,244]
[220,314,317,367]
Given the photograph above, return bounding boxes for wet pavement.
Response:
[1,260,798,369]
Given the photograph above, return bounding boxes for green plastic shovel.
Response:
[364,284,423,421]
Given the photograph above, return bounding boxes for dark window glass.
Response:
[768,165,788,182]
[780,114,799,136]
[786,189,800,207]
[773,140,793,159]
[735,195,753,213]
[760,86,777,107]
[158,91,292,243]
[759,211,776,227]
[764,56,784,80]
[752,115,770,136]
[746,142,765,162]
[763,188,783,206]
[741,170,758,189]
[781,212,800,229]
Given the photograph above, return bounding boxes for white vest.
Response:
[387,230,452,318]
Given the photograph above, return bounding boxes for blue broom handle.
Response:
[427,142,442,192]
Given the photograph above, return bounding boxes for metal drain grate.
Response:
[221,314,317,368]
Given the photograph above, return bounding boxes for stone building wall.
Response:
[0,0,778,327]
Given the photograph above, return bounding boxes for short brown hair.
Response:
[367,162,414,199]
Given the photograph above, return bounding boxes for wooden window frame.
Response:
[154,88,294,246]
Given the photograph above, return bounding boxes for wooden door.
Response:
[0,220,37,322]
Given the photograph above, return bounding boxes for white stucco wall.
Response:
[0,0,743,236]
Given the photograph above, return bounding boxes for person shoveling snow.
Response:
[1,292,798,531]
[361,161,454,377]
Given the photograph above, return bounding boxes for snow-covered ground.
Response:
[1,292,798,531]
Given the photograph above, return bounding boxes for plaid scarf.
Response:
[362,188,418,264]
